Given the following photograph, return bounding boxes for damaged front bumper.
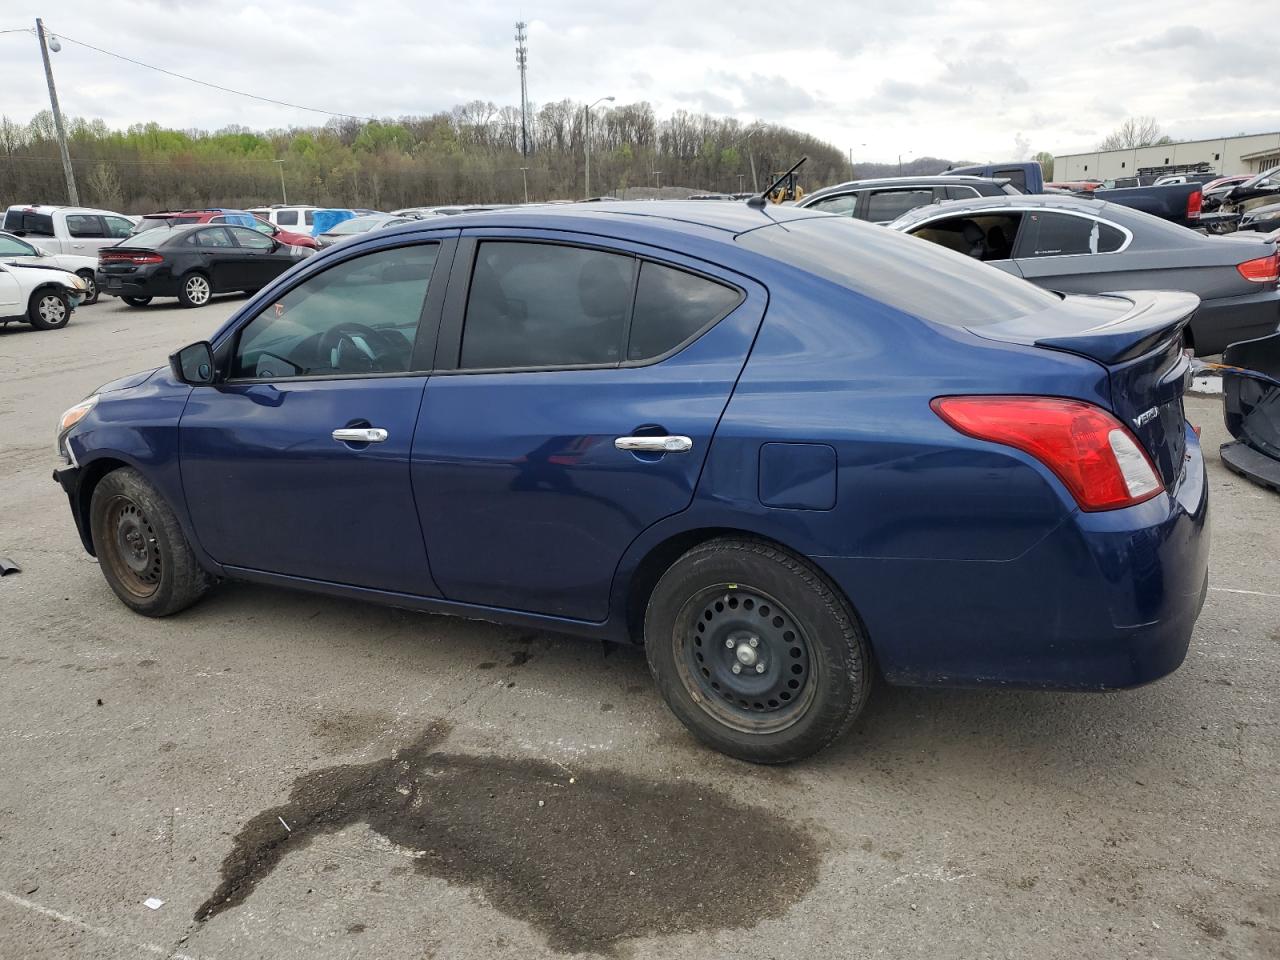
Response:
[52,464,95,555]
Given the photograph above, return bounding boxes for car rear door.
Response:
[180,235,453,593]
[410,230,766,621]
[1012,211,1132,290]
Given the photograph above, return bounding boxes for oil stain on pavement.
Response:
[195,720,820,954]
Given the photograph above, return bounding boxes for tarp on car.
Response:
[215,209,259,228]
[311,209,357,237]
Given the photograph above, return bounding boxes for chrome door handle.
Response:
[615,435,693,453]
[332,427,388,443]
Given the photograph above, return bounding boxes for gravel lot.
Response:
[1,295,1278,960]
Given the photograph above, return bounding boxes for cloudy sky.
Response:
[2,0,1277,162]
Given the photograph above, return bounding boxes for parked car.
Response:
[309,208,358,238]
[247,204,320,229]
[390,205,505,217]
[945,161,1044,194]
[54,202,1208,763]
[1048,180,1104,192]
[1153,172,1218,186]
[315,214,419,248]
[1202,175,1253,213]
[0,229,101,304]
[1238,201,1280,234]
[2,204,136,257]
[798,175,1018,224]
[889,194,1279,354]
[133,209,259,232]
[249,217,318,250]
[96,223,308,308]
[0,259,88,329]
[1085,181,1203,228]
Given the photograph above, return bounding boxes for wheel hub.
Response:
[105,498,161,594]
[679,586,813,730]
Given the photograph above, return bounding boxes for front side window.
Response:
[232,243,438,379]
[627,262,741,361]
[865,189,935,223]
[0,234,37,256]
[807,193,859,217]
[65,214,105,238]
[102,216,134,238]
[1026,213,1124,257]
[227,226,275,249]
[460,242,634,369]
[275,210,298,226]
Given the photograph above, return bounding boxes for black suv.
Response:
[797,175,1019,225]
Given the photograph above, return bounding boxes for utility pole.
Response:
[514,22,530,157]
[274,159,287,204]
[520,166,529,204]
[35,19,78,206]
[584,95,613,200]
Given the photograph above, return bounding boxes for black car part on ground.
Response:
[1216,332,1280,492]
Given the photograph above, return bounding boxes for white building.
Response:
[1055,132,1280,182]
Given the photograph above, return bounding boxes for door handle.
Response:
[332,427,388,443]
[615,435,693,453]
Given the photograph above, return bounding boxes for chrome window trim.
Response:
[903,206,1135,257]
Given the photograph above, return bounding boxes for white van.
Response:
[247,205,320,229]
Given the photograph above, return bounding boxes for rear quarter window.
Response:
[738,216,1058,327]
[4,211,55,236]
[627,262,742,361]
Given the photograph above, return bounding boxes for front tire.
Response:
[76,270,99,305]
[28,288,70,329]
[645,538,872,764]
[89,467,213,616]
[177,272,212,308]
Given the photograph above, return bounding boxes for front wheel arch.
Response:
[75,457,132,556]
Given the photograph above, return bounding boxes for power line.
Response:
[0,154,286,167]
[42,27,375,122]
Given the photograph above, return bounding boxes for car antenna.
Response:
[746,156,808,209]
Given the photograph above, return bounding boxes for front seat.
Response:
[985,224,1012,260]
[960,221,987,259]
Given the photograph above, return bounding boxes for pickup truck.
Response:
[944,161,1045,195]
[2,205,136,256]
[1082,181,1203,229]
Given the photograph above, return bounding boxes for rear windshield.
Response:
[124,227,175,248]
[327,217,382,235]
[738,215,1058,327]
[4,210,55,236]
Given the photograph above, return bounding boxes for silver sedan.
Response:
[889,195,1280,355]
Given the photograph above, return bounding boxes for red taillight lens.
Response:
[1238,253,1280,283]
[99,251,163,265]
[931,396,1164,511]
[1186,189,1202,220]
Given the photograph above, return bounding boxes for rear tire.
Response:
[645,538,872,763]
[28,288,70,330]
[76,270,100,305]
[177,272,212,308]
[121,296,152,307]
[89,467,213,617]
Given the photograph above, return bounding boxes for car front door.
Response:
[180,235,453,593]
[63,213,106,255]
[411,231,766,621]
[225,225,297,288]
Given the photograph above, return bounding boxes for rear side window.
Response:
[994,168,1028,191]
[627,262,742,361]
[304,210,316,225]
[276,210,298,226]
[1026,213,1125,257]
[807,193,859,217]
[65,214,105,238]
[4,210,54,236]
[461,242,634,369]
[738,216,1058,328]
[945,185,980,201]
[865,189,934,223]
[102,215,134,238]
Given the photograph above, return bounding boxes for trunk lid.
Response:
[972,290,1197,487]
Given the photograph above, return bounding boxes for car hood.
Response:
[1,261,80,283]
[97,367,160,394]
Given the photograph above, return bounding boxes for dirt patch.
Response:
[309,711,394,752]
[196,720,820,954]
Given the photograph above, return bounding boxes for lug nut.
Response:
[725,638,735,648]
[748,637,759,648]
[755,663,765,673]
[731,663,742,674]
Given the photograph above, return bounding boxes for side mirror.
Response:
[38,247,51,257]
[169,341,216,385]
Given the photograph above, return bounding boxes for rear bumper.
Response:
[1191,288,1280,355]
[820,423,1209,690]
[97,267,178,299]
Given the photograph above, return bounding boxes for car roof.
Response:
[800,176,1003,204]
[5,203,124,216]
[372,200,826,238]
[889,193,1135,223]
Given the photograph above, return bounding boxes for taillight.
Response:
[1237,252,1279,283]
[1186,189,1202,221]
[931,396,1164,511]
[99,251,163,265]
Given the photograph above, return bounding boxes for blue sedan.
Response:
[53,202,1209,763]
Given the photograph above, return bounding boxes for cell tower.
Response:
[515,21,530,157]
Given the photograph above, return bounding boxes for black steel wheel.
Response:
[646,537,872,763]
[76,270,99,305]
[89,467,213,616]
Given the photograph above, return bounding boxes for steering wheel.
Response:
[316,322,401,373]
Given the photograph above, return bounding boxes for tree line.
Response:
[0,101,852,213]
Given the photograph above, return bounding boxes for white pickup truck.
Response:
[2,205,137,258]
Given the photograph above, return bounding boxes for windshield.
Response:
[737,215,1058,327]
[327,217,385,235]
[1241,166,1280,190]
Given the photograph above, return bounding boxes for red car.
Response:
[132,209,318,249]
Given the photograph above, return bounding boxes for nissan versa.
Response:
[53,202,1209,763]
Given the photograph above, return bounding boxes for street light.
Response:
[898,151,912,175]
[742,122,764,192]
[273,159,287,204]
[584,95,614,200]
